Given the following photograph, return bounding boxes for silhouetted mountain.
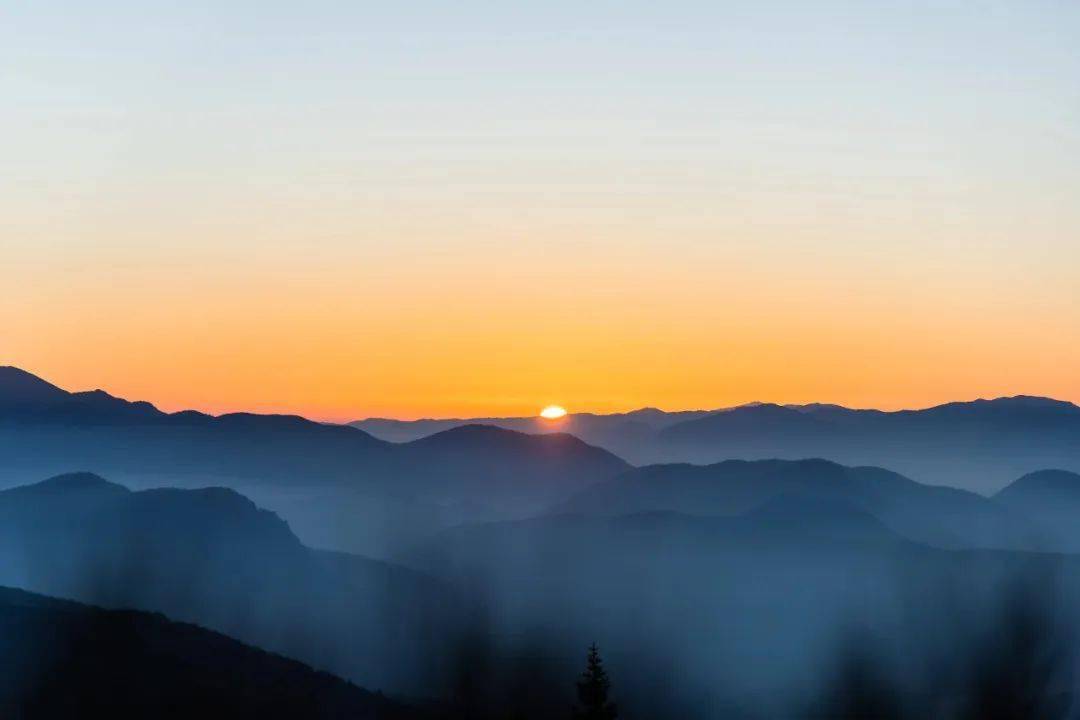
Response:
[0,367,391,486]
[656,397,1080,492]
[0,366,69,409]
[0,586,417,719]
[351,407,712,456]
[0,367,166,424]
[3,470,130,501]
[0,473,460,695]
[356,395,1080,492]
[0,368,629,557]
[664,403,827,442]
[397,425,629,512]
[556,459,1037,550]
[995,470,1080,552]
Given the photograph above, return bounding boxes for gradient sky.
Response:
[3,1,1079,420]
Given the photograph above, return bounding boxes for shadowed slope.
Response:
[0,367,69,408]
[0,366,392,486]
[397,425,630,511]
[0,586,418,719]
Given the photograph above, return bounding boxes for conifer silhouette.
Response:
[573,643,617,720]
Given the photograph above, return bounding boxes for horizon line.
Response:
[3,365,1073,426]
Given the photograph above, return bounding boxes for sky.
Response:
[2,1,1079,421]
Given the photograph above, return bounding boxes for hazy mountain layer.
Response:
[656,398,1080,491]
[0,473,460,695]
[363,393,1080,492]
[352,406,712,446]
[2,465,1078,717]
[995,469,1080,552]
[404,505,1080,717]
[556,458,1039,550]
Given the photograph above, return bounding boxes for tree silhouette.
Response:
[573,643,617,720]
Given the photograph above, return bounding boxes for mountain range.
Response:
[0,366,627,557]
[7,365,1080,559]
[352,406,711,447]
[2,465,1074,718]
[555,458,1038,550]
[357,395,1080,492]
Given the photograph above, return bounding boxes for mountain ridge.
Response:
[0,585,418,719]
[554,458,1038,550]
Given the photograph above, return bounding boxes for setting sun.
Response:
[540,405,567,420]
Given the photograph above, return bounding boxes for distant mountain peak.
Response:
[928,395,1080,413]
[992,395,1080,410]
[716,402,804,416]
[41,470,109,484]
[989,395,1067,404]
[789,402,848,412]
[414,423,582,446]
[24,471,129,494]
[996,469,1080,499]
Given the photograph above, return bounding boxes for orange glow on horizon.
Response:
[4,190,1079,424]
[4,238,1080,425]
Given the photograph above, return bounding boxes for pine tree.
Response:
[573,643,617,720]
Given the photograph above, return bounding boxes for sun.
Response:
[540,405,568,420]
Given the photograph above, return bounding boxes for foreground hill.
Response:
[556,458,1037,550]
[0,586,416,719]
[0,473,460,695]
